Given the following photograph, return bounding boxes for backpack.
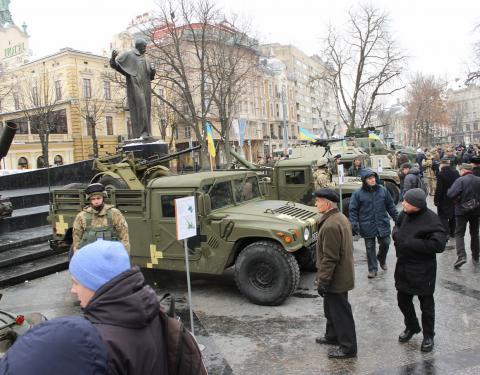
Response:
[159,294,208,375]
[416,175,428,194]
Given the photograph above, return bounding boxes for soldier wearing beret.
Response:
[313,189,357,359]
[72,183,130,252]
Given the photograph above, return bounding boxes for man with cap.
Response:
[434,158,460,243]
[393,188,446,353]
[313,158,335,189]
[313,188,357,359]
[347,156,363,177]
[349,169,399,278]
[471,156,480,177]
[72,183,130,252]
[69,239,168,375]
[447,163,480,268]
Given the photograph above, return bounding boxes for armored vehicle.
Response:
[230,150,362,215]
[0,122,18,218]
[50,170,319,306]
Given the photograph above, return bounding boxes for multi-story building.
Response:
[447,85,480,144]
[0,0,30,70]
[0,48,134,170]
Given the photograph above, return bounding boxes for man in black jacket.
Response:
[447,163,480,268]
[434,159,460,242]
[393,189,446,353]
[69,240,168,375]
[472,156,480,177]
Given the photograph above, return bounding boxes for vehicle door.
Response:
[279,167,311,204]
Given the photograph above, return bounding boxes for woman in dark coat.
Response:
[393,189,446,353]
[434,160,460,238]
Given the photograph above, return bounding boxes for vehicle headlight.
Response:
[303,227,310,241]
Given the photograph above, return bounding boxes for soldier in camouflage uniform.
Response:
[313,159,335,190]
[72,183,130,252]
[422,153,437,196]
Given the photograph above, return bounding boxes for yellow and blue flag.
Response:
[205,122,216,157]
[298,127,319,142]
[368,131,381,141]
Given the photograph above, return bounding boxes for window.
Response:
[161,195,187,218]
[103,81,111,100]
[173,127,179,140]
[86,116,94,136]
[127,117,133,139]
[37,156,46,168]
[285,170,305,185]
[233,176,261,203]
[32,87,39,106]
[83,78,92,98]
[185,126,191,138]
[18,157,29,169]
[55,80,62,101]
[201,181,234,210]
[54,155,63,166]
[106,116,113,135]
[13,92,19,110]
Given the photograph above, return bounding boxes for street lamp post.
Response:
[281,86,289,155]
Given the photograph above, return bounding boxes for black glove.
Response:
[317,282,329,297]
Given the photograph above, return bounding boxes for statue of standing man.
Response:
[110,39,156,139]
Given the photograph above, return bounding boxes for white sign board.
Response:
[377,158,383,172]
[338,164,345,185]
[175,196,197,240]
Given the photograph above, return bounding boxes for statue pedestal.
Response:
[122,138,169,160]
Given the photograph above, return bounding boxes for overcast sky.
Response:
[10,0,480,84]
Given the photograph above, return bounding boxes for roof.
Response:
[148,170,257,189]
[275,157,317,167]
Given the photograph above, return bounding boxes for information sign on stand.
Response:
[377,158,383,173]
[337,164,344,213]
[175,196,197,336]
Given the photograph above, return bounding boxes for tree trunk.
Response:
[91,123,99,158]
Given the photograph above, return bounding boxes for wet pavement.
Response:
[1,199,479,374]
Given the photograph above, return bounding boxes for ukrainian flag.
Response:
[298,127,319,142]
[368,131,381,141]
[205,122,216,157]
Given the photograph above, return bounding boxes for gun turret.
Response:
[310,138,344,148]
[0,122,18,160]
[136,145,202,168]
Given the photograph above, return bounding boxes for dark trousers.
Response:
[364,236,391,272]
[455,214,480,259]
[324,292,357,354]
[397,292,435,338]
[439,215,456,238]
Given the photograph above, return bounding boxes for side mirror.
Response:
[197,194,211,216]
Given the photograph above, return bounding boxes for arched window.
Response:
[18,157,29,169]
[54,155,63,166]
[37,156,46,168]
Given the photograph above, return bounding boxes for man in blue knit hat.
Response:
[69,240,167,375]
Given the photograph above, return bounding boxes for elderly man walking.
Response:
[349,169,399,278]
[393,189,446,353]
[313,188,357,359]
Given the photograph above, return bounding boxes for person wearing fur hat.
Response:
[72,183,130,252]
[393,188,446,353]
[69,240,168,375]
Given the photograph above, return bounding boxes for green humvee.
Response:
[50,170,319,306]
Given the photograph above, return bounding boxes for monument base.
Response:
[121,138,169,160]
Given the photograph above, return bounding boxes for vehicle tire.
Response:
[385,181,400,204]
[98,175,128,190]
[234,240,300,306]
[294,246,316,272]
[341,197,351,218]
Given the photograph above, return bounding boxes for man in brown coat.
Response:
[314,188,357,359]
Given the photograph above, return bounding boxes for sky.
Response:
[9,0,480,86]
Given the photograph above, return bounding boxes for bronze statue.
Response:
[110,39,156,139]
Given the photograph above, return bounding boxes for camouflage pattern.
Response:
[313,168,335,190]
[72,204,130,252]
[422,157,436,196]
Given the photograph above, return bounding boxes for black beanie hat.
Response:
[404,188,427,209]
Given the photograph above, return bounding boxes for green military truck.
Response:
[50,170,319,306]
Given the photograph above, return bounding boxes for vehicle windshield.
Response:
[201,181,234,210]
[233,176,261,203]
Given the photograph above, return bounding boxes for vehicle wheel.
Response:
[341,197,351,218]
[294,246,316,272]
[234,240,300,306]
[385,181,400,204]
[98,175,128,190]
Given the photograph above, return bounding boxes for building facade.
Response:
[447,85,480,145]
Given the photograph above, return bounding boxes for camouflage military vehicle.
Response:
[291,144,401,204]
[50,170,319,306]
[230,150,362,216]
